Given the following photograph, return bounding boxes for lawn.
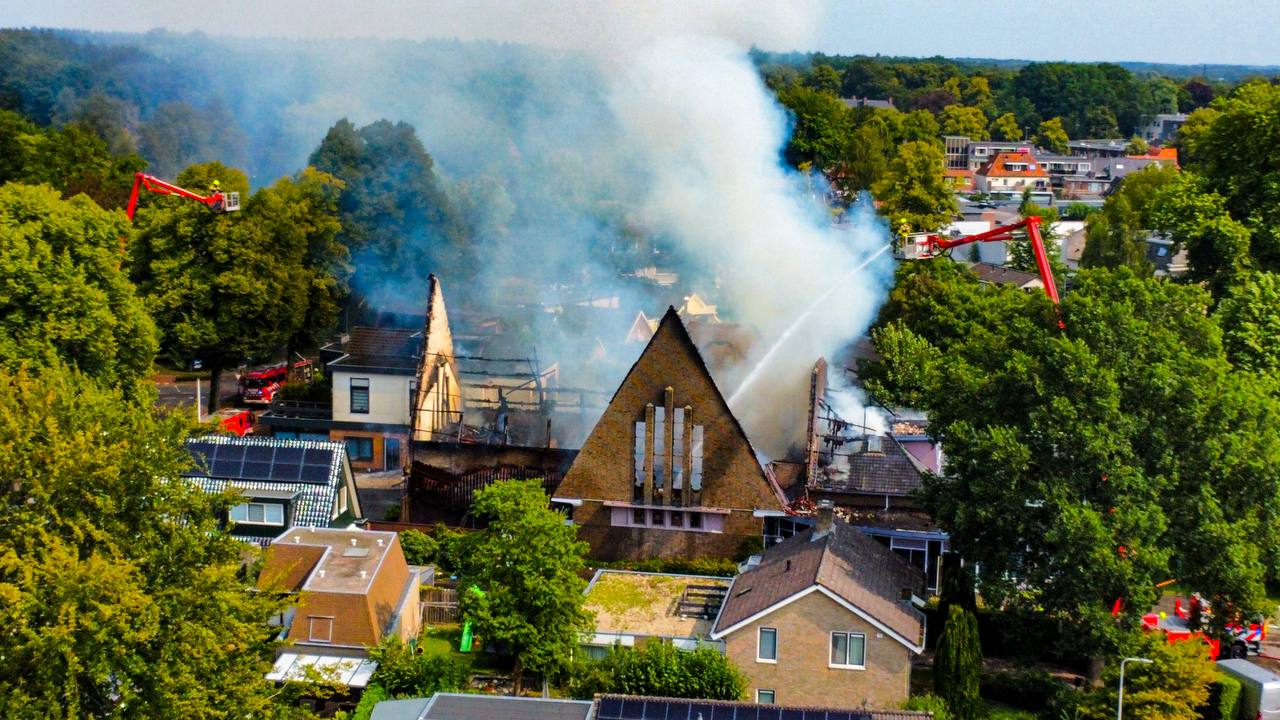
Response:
[421,624,510,673]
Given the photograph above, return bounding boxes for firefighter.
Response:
[209,179,224,212]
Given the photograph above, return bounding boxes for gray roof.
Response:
[967,262,1042,288]
[809,434,927,497]
[421,694,594,720]
[184,435,351,528]
[327,326,423,374]
[712,521,926,649]
[597,695,931,720]
[371,698,432,720]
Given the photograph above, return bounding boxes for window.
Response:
[757,627,777,662]
[688,512,702,529]
[830,631,866,669]
[756,690,776,704]
[308,616,333,643]
[651,510,665,526]
[670,511,683,527]
[633,508,647,525]
[344,436,373,461]
[229,502,285,526]
[350,378,370,414]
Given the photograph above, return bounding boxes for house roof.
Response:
[422,694,594,720]
[808,434,927,497]
[262,527,400,594]
[584,570,730,639]
[967,262,1042,288]
[328,326,422,373]
[597,695,930,720]
[184,435,354,528]
[978,151,1049,178]
[711,520,926,649]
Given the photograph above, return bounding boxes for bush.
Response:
[902,694,952,720]
[564,643,746,701]
[935,606,982,720]
[351,683,390,720]
[980,669,1061,710]
[399,529,437,565]
[1198,672,1242,720]
[367,636,469,697]
[599,557,738,577]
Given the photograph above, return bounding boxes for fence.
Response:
[421,587,460,625]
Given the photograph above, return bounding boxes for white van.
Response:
[1217,658,1280,719]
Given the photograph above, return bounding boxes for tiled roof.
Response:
[328,327,422,372]
[597,695,931,720]
[184,435,349,528]
[712,521,926,648]
[978,151,1048,178]
[809,434,926,496]
[968,262,1042,288]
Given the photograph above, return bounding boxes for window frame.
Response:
[229,501,285,527]
[350,377,370,414]
[308,616,334,644]
[828,631,867,670]
[756,626,778,663]
[756,689,776,704]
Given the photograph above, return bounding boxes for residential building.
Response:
[943,167,975,193]
[184,435,362,545]
[1138,113,1188,144]
[1147,234,1190,277]
[581,569,729,657]
[840,96,895,111]
[1068,139,1130,158]
[595,695,929,720]
[553,307,784,560]
[709,504,927,709]
[975,151,1050,195]
[967,262,1045,292]
[259,527,422,657]
[962,140,1038,173]
[371,694,595,720]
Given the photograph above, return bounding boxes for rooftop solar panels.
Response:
[185,439,337,485]
[595,698,875,720]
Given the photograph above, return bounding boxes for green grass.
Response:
[979,701,1037,720]
[421,625,511,673]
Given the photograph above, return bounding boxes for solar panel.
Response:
[271,461,303,482]
[241,461,274,481]
[215,444,247,463]
[210,458,244,477]
[303,448,333,466]
[780,709,805,720]
[828,712,853,720]
[274,446,304,464]
[711,704,736,720]
[688,702,713,720]
[732,705,758,720]
[187,443,213,473]
[299,464,332,484]
[244,445,276,462]
[598,698,623,720]
[619,699,648,720]
[756,708,780,720]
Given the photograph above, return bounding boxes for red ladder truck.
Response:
[895,216,1062,306]
[125,172,241,221]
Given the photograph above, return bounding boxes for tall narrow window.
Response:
[757,627,777,662]
[652,406,665,497]
[633,421,646,502]
[690,425,704,491]
[671,408,684,497]
[350,378,370,414]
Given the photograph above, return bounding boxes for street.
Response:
[154,372,242,415]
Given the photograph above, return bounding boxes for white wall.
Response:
[332,370,413,426]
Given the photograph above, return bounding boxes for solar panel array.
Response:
[595,698,879,720]
[186,440,337,484]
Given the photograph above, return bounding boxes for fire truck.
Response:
[1115,592,1268,660]
[126,172,241,221]
[238,360,313,406]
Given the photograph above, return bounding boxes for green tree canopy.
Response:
[0,183,156,392]
[1034,117,1070,154]
[1126,135,1150,156]
[1149,172,1252,297]
[459,479,593,693]
[0,108,146,209]
[1216,271,1280,375]
[1079,165,1178,275]
[939,104,989,139]
[871,140,957,233]
[804,64,842,95]
[934,605,981,720]
[990,112,1022,141]
[863,264,1280,659]
[0,364,297,718]
[776,86,854,170]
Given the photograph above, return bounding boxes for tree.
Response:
[1149,172,1252,297]
[872,140,958,233]
[1126,135,1149,155]
[0,109,147,210]
[459,479,593,693]
[0,364,300,718]
[1083,106,1120,138]
[1011,192,1066,285]
[804,64,842,95]
[1216,272,1280,375]
[366,636,468,697]
[132,162,346,410]
[990,112,1022,141]
[1035,117,1070,154]
[0,183,157,392]
[900,108,941,143]
[934,605,982,720]
[1076,634,1218,720]
[776,86,854,170]
[1081,193,1150,275]
[939,104,989,140]
[862,264,1280,661]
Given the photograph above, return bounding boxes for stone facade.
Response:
[556,307,781,560]
[722,590,912,709]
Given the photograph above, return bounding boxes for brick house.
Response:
[975,151,1049,195]
[554,307,783,561]
[710,504,926,709]
[259,528,422,656]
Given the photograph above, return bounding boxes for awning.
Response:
[265,652,378,688]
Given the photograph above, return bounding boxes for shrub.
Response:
[599,557,738,577]
[1198,672,1242,720]
[980,669,1061,710]
[351,683,389,720]
[935,605,982,720]
[399,529,437,565]
[902,694,952,720]
[564,643,746,701]
[367,636,469,697]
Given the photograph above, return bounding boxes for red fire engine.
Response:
[1114,592,1268,660]
[239,360,313,406]
[209,408,255,436]
[126,172,241,221]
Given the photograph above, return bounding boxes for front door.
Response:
[384,437,402,470]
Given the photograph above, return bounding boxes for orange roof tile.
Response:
[978,151,1048,178]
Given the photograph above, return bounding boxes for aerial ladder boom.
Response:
[897,216,1061,306]
[125,172,240,221]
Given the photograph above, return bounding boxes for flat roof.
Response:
[272,527,398,594]
[266,652,378,688]
[584,570,729,640]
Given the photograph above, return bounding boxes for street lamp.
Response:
[1117,656,1154,719]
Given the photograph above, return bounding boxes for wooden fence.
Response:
[421,587,460,625]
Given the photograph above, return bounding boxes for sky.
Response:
[2,0,1277,67]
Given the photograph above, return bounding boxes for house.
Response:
[709,503,927,709]
[1138,113,1188,144]
[553,307,784,561]
[974,151,1049,195]
[967,262,1045,292]
[840,96,895,111]
[259,527,422,657]
[596,695,931,720]
[184,435,362,545]
[943,167,975,193]
[370,694,595,720]
[580,569,730,657]
[1147,233,1190,277]
[1068,139,1129,158]
[959,139,1039,173]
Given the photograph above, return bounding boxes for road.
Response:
[154,371,242,414]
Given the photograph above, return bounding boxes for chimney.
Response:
[813,499,835,541]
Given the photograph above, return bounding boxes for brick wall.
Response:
[573,500,760,561]
[722,590,913,709]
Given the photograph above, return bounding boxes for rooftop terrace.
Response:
[584,570,730,640]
